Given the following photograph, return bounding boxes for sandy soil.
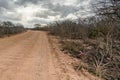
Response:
[0,31,99,80]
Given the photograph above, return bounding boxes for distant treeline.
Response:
[34,17,120,40]
[0,21,26,37]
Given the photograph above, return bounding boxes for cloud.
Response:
[0,0,11,9]
[28,17,51,24]
[0,0,17,10]
[0,7,6,14]
[0,10,22,22]
[35,10,60,18]
[0,0,96,27]
[15,0,41,5]
[42,3,79,17]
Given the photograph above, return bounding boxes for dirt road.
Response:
[0,31,98,80]
[0,31,58,80]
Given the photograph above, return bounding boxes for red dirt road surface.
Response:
[0,31,98,80]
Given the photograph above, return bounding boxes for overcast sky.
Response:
[0,0,95,27]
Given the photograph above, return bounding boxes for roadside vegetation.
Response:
[33,19,120,80]
[0,21,26,37]
[32,0,120,80]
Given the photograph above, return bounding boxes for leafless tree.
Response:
[96,0,120,21]
[0,21,26,37]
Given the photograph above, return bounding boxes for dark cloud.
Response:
[0,0,16,10]
[0,14,21,21]
[15,0,44,5]
[0,0,10,9]
[0,0,21,21]
[0,7,5,14]
[35,10,60,18]
[42,3,79,18]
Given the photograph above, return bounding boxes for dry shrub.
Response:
[85,36,120,80]
[0,21,26,37]
[60,40,84,58]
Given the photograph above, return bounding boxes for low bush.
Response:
[48,20,88,39]
[60,40,84,58]
[85,39,120,80]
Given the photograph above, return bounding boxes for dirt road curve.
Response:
[0,31,58,80]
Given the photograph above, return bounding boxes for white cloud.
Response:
[66,14,77,19]
[52,0,78,6]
